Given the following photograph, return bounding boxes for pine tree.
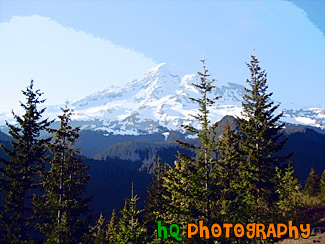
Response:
[144,159,170,243]
[304,167,320,197]
[164,155,211,243]
[34,106,91,243]
[106,209,119,244]
[116,183,147,244]
[160,60,221,244]
[236,54,292,226]
[216,121,242,224]
[0,80,52,243]
[175,59,220,221]
[92,213,108,244]
[275,163,301,223]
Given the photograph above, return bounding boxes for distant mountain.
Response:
[93,140,194,174]
[1,63,324,134]
[77,129,189,158]
[90,115,325,183]
[67,63,245,134]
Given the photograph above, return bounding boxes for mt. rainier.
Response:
[1,63,324,135]
[65,63,246,134]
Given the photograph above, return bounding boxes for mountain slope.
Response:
[66,63,245,134]
[1,63,324,134]
[91,115,325,183]
[60,63,325,133]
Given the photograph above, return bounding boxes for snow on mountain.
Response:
[1,63,324,134]
[65,63,247,134]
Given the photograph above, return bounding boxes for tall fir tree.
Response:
[0,80,52,243]
[178,59,221,224]
[162,60,221,243]
[34,106,91,244]
[236,54,292,226]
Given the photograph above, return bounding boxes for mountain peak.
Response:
[1,63,324,133]
[145,63,184,78]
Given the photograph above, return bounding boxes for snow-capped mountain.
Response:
[51,63,246,134]
[1,63,324,135]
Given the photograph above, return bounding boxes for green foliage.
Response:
[90,209,120,244]
[34,106,91,243]
[304,167,321,197]
[0,80,52,243]
[92,213,108,244]
[216,121,242,224]
[115,186,147,243]
[163,155,206,243]
[320,169,325,202]
[275,163,302,222]
[106,209,119,243]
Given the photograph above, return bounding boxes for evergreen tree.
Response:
[163,155,209,243]
[116,184,147,244]
[144,159,170,243]
[304,167,320,197]
[235,54,291,226]
[0,80,52,243]
[275,163,301,223]
[162,60,221,243]
[106,209,119,244]
[92,213,108,244]
[34,106,91,243]
[216,121,242,224]
[175,59,221,223]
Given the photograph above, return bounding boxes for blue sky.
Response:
[0,0,324,114]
